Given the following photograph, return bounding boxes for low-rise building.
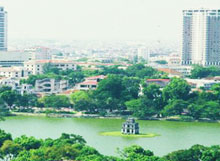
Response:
[76,75,107,90]
[185,78,220,90]
[19,84,34,95]
[24,60,77,75]
[170,66,192,76]
[146,79,170,87]
[0,66,32,78]
[76,80,98,90]
[0,77,20,90]
[35,78,69,94]
[157,68,182,78]
[0,51,31,67]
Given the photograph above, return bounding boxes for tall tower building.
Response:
[0,7,7,51]
[182,9,220,66]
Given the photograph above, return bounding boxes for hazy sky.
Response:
[1,0,220,41]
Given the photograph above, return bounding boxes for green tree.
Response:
[0,90,18,108]
[200,101,220,120]
[162,99,188,116]
[143,83,164,111]
[126,97,159,119]
[165,144,206,161]
[0,98,9,120]
[190,65,220,79]
[0,129,12,147]
[119,145,161,161]
[121,77,141,100]
[14,135,42,150]
[70,91,89,103]
[39,95,71,108]
[0,140,22,160]
[162,78,191,102]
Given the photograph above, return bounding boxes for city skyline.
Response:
[1,0,220,42]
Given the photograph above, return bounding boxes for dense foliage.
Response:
[1,63,220,120]
[0,130,219,161]
[190,65,220,78]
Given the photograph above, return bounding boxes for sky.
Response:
[1,0,220,41]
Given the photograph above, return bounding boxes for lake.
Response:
[0,116,220,156]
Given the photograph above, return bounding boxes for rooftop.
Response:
[79,80,98,85]
[25,59,75,64]
[146,79,170,82]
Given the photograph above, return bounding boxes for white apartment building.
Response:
[0,7,7,51]
[182,9,220,66]
[24,60,77,75]
[0,67,32,78]
[35,78,69,94]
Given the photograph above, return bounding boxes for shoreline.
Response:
[9,112,220,123]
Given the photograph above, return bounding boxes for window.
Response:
[0,28,4,32]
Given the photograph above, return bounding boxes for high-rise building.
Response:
[0,7,7,51]
[182,9,220,66]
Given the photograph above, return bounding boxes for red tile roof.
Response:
[79,80,98,85]
[157,68,182,75]
[86,75,107,80]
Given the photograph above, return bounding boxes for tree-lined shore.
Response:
[1,64,220,121]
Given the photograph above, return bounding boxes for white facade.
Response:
[0,67,32,78]
[75,75,106,90]
[0,7,7,51]
[185,78,220,89]
[0,77,20,90]
[24,60,77,75]
[35,78,69,94]
[182,9,220,66]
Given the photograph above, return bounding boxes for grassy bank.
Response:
[99,131,160,138]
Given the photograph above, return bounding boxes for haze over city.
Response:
[1,0,220,41]
[1,0,220,160]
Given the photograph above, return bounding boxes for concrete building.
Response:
[185,78,220,90]
[0,7,7,51]
[0,51,31,67]
[19,84,34,95]
[24,47,52,60]
[182,9,220,66]
[0,66,32,78]
[76,75,106,90]
[24,60,77,75]
[146,79,170,87]
[0,77,20,90]
[170,66,193,76]
[35,78,69,94]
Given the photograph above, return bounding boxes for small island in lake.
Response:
[100,118,160,138]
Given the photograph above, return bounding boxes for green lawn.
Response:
[99,131,160,138]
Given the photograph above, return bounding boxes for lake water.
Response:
[0,116,220,156]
